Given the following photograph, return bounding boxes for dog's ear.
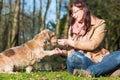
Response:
[46,29,55,38]
[33,29,54,41]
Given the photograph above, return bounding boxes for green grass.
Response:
[0,70,119,80]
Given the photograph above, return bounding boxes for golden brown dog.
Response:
[0,29,57,73]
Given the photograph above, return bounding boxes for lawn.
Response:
[0,70,119,80]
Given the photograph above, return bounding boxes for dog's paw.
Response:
[26,66,33,73]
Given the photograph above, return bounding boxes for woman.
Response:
[53,1,120,77]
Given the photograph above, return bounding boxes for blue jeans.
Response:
[66,51,120,77]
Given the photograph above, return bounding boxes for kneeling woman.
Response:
[53,1,120,77]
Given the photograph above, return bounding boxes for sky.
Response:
[24,0,68,23]
[3,0,69,23]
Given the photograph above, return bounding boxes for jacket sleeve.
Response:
[74,20,106,51]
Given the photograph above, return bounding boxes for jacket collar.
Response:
[91,14,96,26]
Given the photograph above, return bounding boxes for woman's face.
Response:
[71,6,84,22]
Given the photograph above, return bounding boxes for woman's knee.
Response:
[67,52,85,65]
[113,50,120,63]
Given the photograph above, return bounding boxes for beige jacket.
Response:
[67,14,109,63]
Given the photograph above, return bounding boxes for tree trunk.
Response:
[55,0,62,37]
[63,1,70,38]
[21,0,26,43]
[11,0,20,47]
[2,0,12,50]
[7,0,12,48]
[0,0,3,21]
[32,0,36,36]
[38,0,42,32]
[40,0,51,31]
[2,16,9,50]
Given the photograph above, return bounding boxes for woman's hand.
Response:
[57,39,74,47]
[53,48,63,54]
[57,39,68,46]
[53,48,67,56]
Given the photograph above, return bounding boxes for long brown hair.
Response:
[69,1,91,31]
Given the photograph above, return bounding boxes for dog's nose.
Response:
[51,37,58,43]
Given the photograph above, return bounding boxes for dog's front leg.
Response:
[26,66,33,73]
[43,50,55,56]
